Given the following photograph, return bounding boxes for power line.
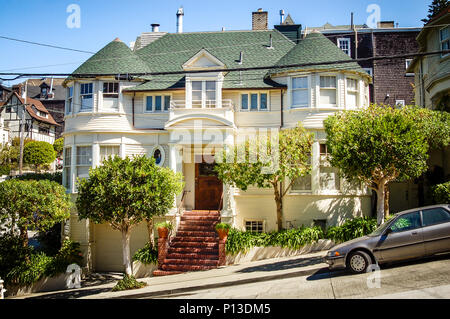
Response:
[0,35,96,54]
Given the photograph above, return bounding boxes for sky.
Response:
[0,0,430,86]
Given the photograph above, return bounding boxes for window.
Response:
[240,92,269,111]
[292,174,312,191]
[76,146,92,180]
[103,82,119,98]
[291,76,308,108]
[191,80,216,108]
[319,76,337,106]
[41,87,48,97]
[422,208,450,227]
[245,220,264,233]
[390,212,421,233]
[63,148,71,190]
[363,68,373,77]
[150,146,166,166]
[99,145,120,163]
[346,78,359,108]
[440,26,450,57]
[38,126,50,135]
[320,143,329,156]
[405,59,414,76]
[337,38,351,56]
[395,100,405,108]
[38,111,48,118]
[80,83,93,111]
[146,95,170,112]
[66,86,73,115]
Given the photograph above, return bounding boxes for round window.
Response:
[153,149,162,165]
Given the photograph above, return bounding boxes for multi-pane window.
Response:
[146,95,171,112]
[99,145,120,163]
[241,93,268,111]
[320,167,340,191]
[103,82,119,98]
[76,146,92,180]
[292,76,308,108]
[38,126,50,135]
[66,86,73,115]
[440,26,449,57]
[191,80,216,108]
[292,174,312,191]
[63,148,71,190]
[346,78,359,108]
[320,76,337,106]
[80,83,93,111]
[338,38,351,56]
[245,220,264,233]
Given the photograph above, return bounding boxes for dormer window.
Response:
[41,87,48,97]
[38,111,49,118]
[192,80,216,108]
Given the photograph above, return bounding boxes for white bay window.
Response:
[346,78,359,109]
[80,83,93,112]
[319,76,337,107]
[291,76,309,108]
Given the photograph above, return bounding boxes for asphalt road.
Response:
[150,254,450,299]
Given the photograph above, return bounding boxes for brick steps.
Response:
[153,210,221,276]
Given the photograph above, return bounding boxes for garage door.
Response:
[94,222,149,272]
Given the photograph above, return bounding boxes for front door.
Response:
[195,159,223,211]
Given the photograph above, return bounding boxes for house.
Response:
[275,14,421,106]
[403,6,450,209]
[0,84,12,146]
[0,91,59,145]
[13,78,66,138]
[63,8,372,272]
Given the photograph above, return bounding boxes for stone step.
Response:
[179,220,219,227]
[161,264,218,272]
[166,252,219,260]
[178,225,216,232]
[163,258,219,266]
[171,236,217,243]
[176,231,217,237]
[168,247,218,254]
[152,270,183,277]
[181,215,221,222]
[183,211,220,216]
[170,241,219,248]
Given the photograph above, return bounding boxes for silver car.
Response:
[324,204,450,274]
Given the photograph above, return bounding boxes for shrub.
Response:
[53,138,64,157]
[132,242,158,265]
[15,172,62,184]
[46,239,84,275]
[432,181,450,204]
[225,226,325,255]
[156,221,173,230]
[23,141,56,172]
[112,274,146,292]
[215,222,231,231]
[0,235,33,280]
[5,252,53,286]
[325,217,377,243]
[0,164,10,175]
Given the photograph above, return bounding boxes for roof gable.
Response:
[182,49,226,70]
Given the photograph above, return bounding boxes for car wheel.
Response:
[347,251,371,274]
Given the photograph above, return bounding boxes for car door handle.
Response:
[412,231,418,235]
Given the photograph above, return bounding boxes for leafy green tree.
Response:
[23,141,56,172]
[422,0,449,24]
[0,179,71,253]
[215,123,314,231]
[75,155,183,275]
[53,138,64,158]
[324,105,450,225]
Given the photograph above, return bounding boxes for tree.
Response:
[324,105,450,226]
[422,0,449,24]
[0,179,71,253]
[23,141,56,172]
[215,123,314,231]
[53,138,64,159]
[75,155,184,275]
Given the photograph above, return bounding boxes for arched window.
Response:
[151,146,165,166]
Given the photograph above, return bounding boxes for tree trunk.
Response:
[273,183,283,232]
[121,227,132,276]
[375,182,387,226]
[19,226,30,263]
[384,184,390,220]
[146,219,154,246]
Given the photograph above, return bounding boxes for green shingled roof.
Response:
[71,38,151,76]
[268,31,368,76]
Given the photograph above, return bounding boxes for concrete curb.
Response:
[108,264,328,299]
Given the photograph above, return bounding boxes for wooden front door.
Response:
[195,160,223,211]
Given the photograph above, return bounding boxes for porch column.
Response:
[311,140,321,195]
[220,130,236,226]
[168,143,183,216]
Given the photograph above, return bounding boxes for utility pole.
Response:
[18,79,27,175]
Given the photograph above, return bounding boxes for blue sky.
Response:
[0,0,429,85]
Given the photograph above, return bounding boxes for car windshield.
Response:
[368,218,393,237]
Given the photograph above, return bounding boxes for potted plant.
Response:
[215,222,231,240]
[156,221,173,239]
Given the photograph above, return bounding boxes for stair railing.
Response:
[173,190,189,239]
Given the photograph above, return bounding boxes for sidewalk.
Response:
[13,251,328,299]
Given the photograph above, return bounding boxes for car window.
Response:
[390,212,421,233]
[422,208,450,227]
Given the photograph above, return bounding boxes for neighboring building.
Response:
[63,8,372,272]
[303,20,421,106]
[0,92,59,144]
[0,84,12,146]
[13,78,66,138]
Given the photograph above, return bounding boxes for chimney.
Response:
[351,12,354,30]
[252,8,268,30]
[280,10,285,25]
[151,23,160,32]
[176,7,184,33]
